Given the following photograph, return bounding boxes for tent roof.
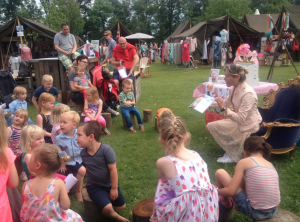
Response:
[242,14,279,34]
[166,21,193,41]
[278,5,300,32]
[174,21,206,38]
[0,15,84,46]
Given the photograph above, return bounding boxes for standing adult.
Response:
[102,30,117,72]
[54,23,80,74]
[69,55,119,116]
[110,37,139,90]
[206,64,262,163]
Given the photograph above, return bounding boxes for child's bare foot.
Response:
[139,125,145,131]
[129,128,136,133]
[76,191,83,201]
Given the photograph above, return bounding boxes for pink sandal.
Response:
[219,196,233,209]
[229,197,240,211]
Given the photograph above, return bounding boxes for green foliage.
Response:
[203,0,253,21]
[250,0,292,14]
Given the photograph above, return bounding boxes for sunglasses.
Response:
[81,61,88,64]
[104,34,109,36]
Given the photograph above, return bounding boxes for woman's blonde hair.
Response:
[20,125,45,153]
[86,87,99,103]
[12,86,27,100]
[50,104,70,125]
[160,115,190,156]
[32,143,70,176]
[14,108,29,126]
[0,112,8,172]
[224,64,249,82]
[38,92,55,117]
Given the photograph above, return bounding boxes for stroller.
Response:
[92,66,119,111]
[0,70,17,108]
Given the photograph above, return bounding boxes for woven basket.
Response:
[274,60,282,67]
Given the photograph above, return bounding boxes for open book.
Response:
[189,94,215,113]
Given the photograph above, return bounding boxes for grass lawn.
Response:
[25,62,300,221]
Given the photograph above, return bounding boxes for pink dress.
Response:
[21,179,82,222]
[182,43,191,62]
[153,151,219,222]
[0,148,16,222]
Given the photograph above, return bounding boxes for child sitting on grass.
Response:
[32,74,60,110]
[77,121,129,222]
[74,66,93,101]
[50,103,70,144]
[55,111,86,202]
[119,79,144,133]
[20,144,83,221]
[215,136,280,221]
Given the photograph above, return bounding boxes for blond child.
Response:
[0,112,19,222]
[20,125,45,180]
[84,87,110,135]
[74,66,92,101]
[20,144,83,221]
[77,121,128,222]
[119,79,144,133]
[36,93,55,143]
[7,108,28,179]
[50,104,70,144]
[55,111,86,201]
[32,74,60,110]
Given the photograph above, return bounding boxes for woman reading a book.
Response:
[205,64,262,163]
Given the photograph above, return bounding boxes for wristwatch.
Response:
[220,107,227,112]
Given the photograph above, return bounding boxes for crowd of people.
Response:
[0,23,282,222]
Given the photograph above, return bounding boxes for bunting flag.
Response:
[268,14,274,30]
[285,13,289,30]
[282,13,286,30]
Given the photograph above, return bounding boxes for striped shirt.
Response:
[8,126,22,156]
[245,157,281,210]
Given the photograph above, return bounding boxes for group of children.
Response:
[0,71,281,221]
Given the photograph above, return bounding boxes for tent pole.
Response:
[230,17,243,43]
[17,16,24,47]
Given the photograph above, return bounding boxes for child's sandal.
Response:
[218,196,233,209]
[229,197,239,211]
[103,129,111,135]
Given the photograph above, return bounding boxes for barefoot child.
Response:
[119,79,144,133]
[83,87,111,135]
[20,144,82,221]
[7,108,28,177]
[55,111,86,201]
[0,112,19,222]
[74,66,93,101]
[215,136,280,221]
[50,104,70,144]
[76,121,129,222]
[152,115,219,222]
[36,93,55,143]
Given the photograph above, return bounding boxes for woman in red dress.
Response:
[182,40,190,62]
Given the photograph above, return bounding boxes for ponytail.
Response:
[244,136,272,159]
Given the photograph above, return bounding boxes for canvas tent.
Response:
[174,15,261,60]
[242,14,279,35]
[276,5,300,35]
[166,21,193,42]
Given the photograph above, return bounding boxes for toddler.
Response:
[0,112,19,222]
[20,143,83,221]
[84,87,110,135]
[119,79,144,133]
[152,115,218,222]
[32,74,60,110]
[7,108,28,178]
[20,125,45,180]
[74,65,93,100]
[36,92,55,143]
[215,136,280,221]
[50,103,70,144]
[55,111,86,201]
[77,121,129,222]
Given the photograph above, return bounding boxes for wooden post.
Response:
[82,188,106,222]
[16,17,24,47]
[143,109,153,123]
[132,199,154,222]
[102,113,112,127]
[122,112,137,130]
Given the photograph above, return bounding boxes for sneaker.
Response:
[221,154,235,163]
[106,107,120,117]
[217,153,227,163]
[20,171,28,181]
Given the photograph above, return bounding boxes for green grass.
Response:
[25,62,300,221]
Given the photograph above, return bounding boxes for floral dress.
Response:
[153,151,219,222]
[20,179,82,222]
[8,126,22,157]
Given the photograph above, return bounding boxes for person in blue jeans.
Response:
[119,79,144,133]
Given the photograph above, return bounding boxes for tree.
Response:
[0,0,23,24]
[17,0,43,22]
[203,0,252,21]
[43,0,85,36]
[181,0,208,23]
[250,0,291,14]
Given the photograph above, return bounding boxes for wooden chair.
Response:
[139,57,151,78]
[255,76,300,158]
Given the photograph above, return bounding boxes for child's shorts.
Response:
[66,162,84,176]
[233,190,278,221]
[87,184,125,210]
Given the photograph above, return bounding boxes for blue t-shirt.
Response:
[33,86,59,102]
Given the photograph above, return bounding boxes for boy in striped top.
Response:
[215,136,280,221]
